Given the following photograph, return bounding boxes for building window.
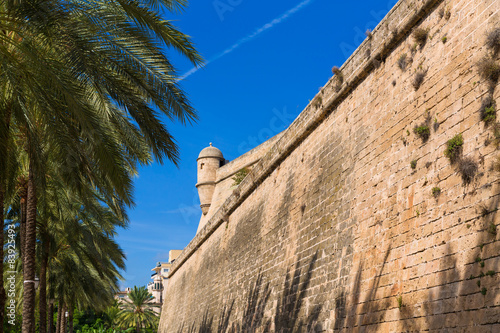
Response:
[200,163,204,170]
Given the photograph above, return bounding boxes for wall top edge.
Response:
[167,0,443,279]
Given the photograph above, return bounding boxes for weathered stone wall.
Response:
[159,0,500,331]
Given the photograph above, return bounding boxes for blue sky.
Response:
[117,0,398,289]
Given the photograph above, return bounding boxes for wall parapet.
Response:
[215,132,283,184]
[167,0,444,279]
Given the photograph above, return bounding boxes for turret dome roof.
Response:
[198,143,224,160]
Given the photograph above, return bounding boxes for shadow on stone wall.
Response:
[273,251,321,332]
[175,252,320,332]
[333,214,499,331]
[174,182,498,332]
[333,245,392,330]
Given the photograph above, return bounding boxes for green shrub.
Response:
[432,187,441,197]
[480,97,496,124]
[414,125,430,142]
[410,160,417,169]
[444,134,463,163]
[488,222,497,236]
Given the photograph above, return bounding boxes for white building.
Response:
[147,250,183,310]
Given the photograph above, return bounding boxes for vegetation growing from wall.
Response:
[331,66,344,92]
[480,97,496,125]
[444,134,464,163]
[413,28,429,48]
[312,96,323,109]
[414,125,430,142]
[438,5,451,20]
[477,57,500,85]
[398,53,408,71]
[412,67,427,90]
[432,187,441,197]
[458,157,478,185]
[232,167,251,186]
[486,28,500,55]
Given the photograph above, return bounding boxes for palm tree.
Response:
[118,286,160,333]
[0,1,203,332]
[104,301,121,330]
[42,177,130,333]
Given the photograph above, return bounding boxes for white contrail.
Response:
[180,0,314,80]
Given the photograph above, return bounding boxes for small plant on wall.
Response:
[486,27,500,55]
[396,295,403,309]
[493,123,500,148]
[410,160,417,169]
[397,53,408,71]
[232,167,250,186]
[434,117,440,131]
[480,96,496,125]
[488,222,497,236]
[458,157,478,185]
[477,57,500,85]
[444,134,479,185]
[493,155,500,172]
[414,125,430,142]
[331,66,344,92]
[432,187,441,198]
[412,67,427,90]
[438,5,451,20]
[444,134,463,163]
[312,95,323,109]
[414,112,432,142]
[413,28,429,49]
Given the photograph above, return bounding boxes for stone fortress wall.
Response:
[159,0,500,331]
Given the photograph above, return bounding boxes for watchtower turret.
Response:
[196,143,224,215]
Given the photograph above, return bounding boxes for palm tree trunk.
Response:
[0,106,12,333]
[22,158,37,333]
[19,179,28,266]
[48,301,55,333]
[0,187,5,333]
[39,238,50,333]
[68,306,74,333]
[61,303,68,333]
[56,300,62,333]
